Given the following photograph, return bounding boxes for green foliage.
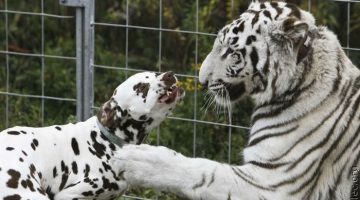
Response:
[0,1,359,199]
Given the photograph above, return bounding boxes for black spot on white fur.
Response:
[133,82,150,99]
[53,167,58,178]
[72,161,78,174]
[30,139,39,151]
[71,138,80,155]
[7,131,20,135]
[7,169,21,188]
[3,194,21,200]
[89,131,107,158]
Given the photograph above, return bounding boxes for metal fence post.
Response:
[59,0,95,121]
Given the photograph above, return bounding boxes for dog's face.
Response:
[98,71,185,134]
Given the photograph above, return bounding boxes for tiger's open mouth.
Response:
[225,82,246,101]
[159,85,185,104]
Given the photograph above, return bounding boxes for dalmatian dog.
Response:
[0,71,184,200]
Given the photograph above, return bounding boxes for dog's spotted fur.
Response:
[0,72,184,200]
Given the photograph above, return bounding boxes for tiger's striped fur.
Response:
[116,1,360,199]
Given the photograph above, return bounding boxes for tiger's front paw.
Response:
[114,144,184,188]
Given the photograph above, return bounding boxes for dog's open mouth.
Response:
[159,85,184,104]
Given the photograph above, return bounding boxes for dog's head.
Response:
[97,71,185,143]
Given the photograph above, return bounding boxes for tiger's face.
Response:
[199,1,315,105]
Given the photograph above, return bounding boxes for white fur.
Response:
[116,2,360,200]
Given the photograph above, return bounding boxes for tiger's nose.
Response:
[200,80,208,89]
[160,71,177,87]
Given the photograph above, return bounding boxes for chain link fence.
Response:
[0,0,360,199]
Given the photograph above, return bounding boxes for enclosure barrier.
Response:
[60,0,94,121]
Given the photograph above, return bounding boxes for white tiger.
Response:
[115,1,360,199]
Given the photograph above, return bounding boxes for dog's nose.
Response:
[161,71,176,87]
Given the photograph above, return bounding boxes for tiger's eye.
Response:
[221,48,234,59]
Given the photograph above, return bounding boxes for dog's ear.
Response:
[97,99,117,128]
[98,98,127,128]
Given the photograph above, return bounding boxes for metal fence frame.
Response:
[1,0,360,199]
[60,0,95,122]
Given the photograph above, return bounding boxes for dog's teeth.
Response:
[166,91,170,96]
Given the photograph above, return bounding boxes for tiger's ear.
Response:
[249,0,267,8]
[268,17,310,63]
[283,18,309,45]
[283,18,311,64]
[270,17,308,47]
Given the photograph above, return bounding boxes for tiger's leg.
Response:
[114,145,269,200]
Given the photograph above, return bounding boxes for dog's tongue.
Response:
[159,87,180,104]
[159,94,171,103]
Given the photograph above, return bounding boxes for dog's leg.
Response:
[1,189,51,200]
[53,176,128,200]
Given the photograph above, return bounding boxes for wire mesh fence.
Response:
[0,0,77,129]
[0,0,360,199]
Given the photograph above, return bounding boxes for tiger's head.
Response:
[199,0,316,106]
